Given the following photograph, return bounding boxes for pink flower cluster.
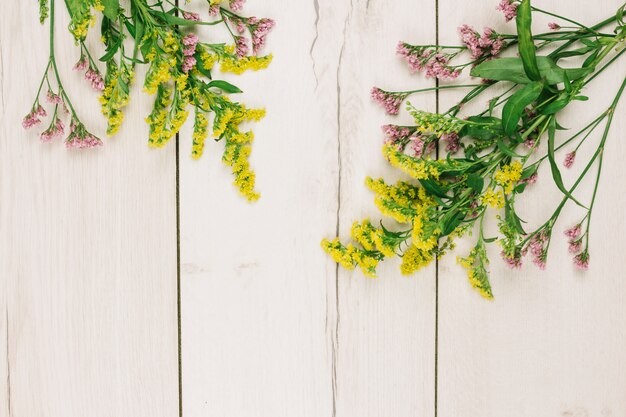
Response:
[442,132,460,153]
[563,151,576,168]
[66,119,103,149]
[520,172,538,185]
[208,5,220,16]
[235,36,249,58]
[371,87,407,115]
[496,0,518,22]
[564,224,588,269]
[46,90,63,105]
[382,124,412,145]
[74,57,104,91]
[40,119,65,142]
[548,22,561,30]
[248,17,275,54]
[182,33,199,73]
[501,251,523,269]
[458,25,505,60]
[527,230,548,269]
[183,11,200,21]
[396,42,460,80]
[229,0,245,11]
[410,136,436,158]
[22,105,47,129]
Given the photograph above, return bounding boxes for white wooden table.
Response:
[1,1,625,416]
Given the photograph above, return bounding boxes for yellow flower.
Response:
[400,245,433,275]
[481,187,505,209]
[494,161,523,194]
[191,113,208,159]
[383,145,439,180]
[220,55,273,74]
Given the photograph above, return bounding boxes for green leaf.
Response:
[546,118,587,208]
[440,210,466,237]
[539,98,569,115]
[152,11,223,26]
[418,178,449,199]
[207,80,243,94]
[516,0,541,81]
[99,41,121,62]
[101,0,119,20]
[471,57,591,85]
[501,81,543,136]
[466,173,484,193]
[496,139,524,157]
[504,198,526,234]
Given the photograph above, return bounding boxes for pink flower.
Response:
[520,172,538,185]
[182,33,199,47]
[527,230,549,269]
[371,87,406,115]
[182,56,197,73]
[396,42,460,80]
[568,239,582,254]
[208,5,220,16]
[573,251,589,270]
[564,224,581,239]
[65,119,103,149]
[442,132,460,153]
[564,151,576,168]
[235,36,249,58]
[40,119,65,142]
[424,53,460,80]
[22,105,47,129]
[183,11,200,21]
[496,0,518,22]
[410,136,436,158]
[248,17,275,54]
[85,68,105,91]
[548,22,560,30]
[73,56,88,71]
[229,0,245,11]
[501,251,522,269]
[382,124,412,144]
[46,90,63,105]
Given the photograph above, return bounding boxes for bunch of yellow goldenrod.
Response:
[26,0,274,201]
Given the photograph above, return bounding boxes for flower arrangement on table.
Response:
[323,0,626,298]
[24,0,274,201]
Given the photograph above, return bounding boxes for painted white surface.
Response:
[0,3,178,417]
[1,1,625,416]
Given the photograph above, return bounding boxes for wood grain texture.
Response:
[437,1,626,416]
[178,1,337,416]
[0,3,179,417]
[334,1,437,416]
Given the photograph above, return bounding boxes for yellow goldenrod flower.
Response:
[400,245,433,275]
[481,187,505,209]
[494,160,523,194]
[220,55,273,75]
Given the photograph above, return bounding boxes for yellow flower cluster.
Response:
[481,187,505,209]
[222,137,259,201]
[191,112,208,159]
[366,177,420,223]
[458,244,493,299]
[144,58,175,95]
[494,160,523,194]
[400,245,433,275]
[100,64,133,136]
[351,220,396,257]
[145,80,190,148]
[200,51,218,71]
[411,214,439,252]
[220,55,273,75]
[163,31,179,54]
[383,145,440,180]
[69,13,95,40]
[321,238,380,278]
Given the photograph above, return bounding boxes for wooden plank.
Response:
[0,3,179,417]
[178,1,338,415]
[437,1,626,416]
[334,1,437,416]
